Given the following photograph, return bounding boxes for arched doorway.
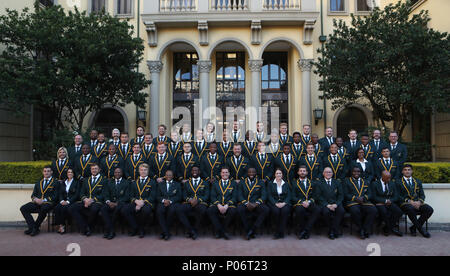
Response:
[337,107,368,140]
[94,108,125,136]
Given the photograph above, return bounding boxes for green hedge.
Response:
[0,161,51,184]
[0,161,448,184]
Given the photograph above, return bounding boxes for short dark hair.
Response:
[403,164,413,170]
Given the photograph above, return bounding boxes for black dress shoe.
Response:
[107,232,115,240]
[164,233,171,241]
[300,231,309,240]
[215,232,222,239]
[246,230,254,240]
[24,228,33,235]
[30,228,40,237]
[191,230,198,240]
[160,233,166,240]
[273,233,280,240]
[364,232,370,239]
[382,226,390,236]
[128,229,138,237]
[103,233,109,239]
[391,229,403,237]
[328,233,335,240]
[409,226,417,236]
[418,229,431,238]
[223,232,230,240]
[139,230,145,238]
[83,228,91,236]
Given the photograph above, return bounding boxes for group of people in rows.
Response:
[20,122,434,241]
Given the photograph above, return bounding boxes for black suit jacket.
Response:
[58,179,80,203]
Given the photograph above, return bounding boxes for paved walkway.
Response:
[0,228,449,256]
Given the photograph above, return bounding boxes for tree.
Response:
[314,1,450,137]
[0,2,150,132]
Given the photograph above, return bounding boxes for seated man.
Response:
[69,164,106,236]
[20,166,57,236]
[397,164,433,238]
[316,167,345,240]
[291,165,320,240]
[237,167,269,240]
[343,167,377,239]
[207,167,237,240]
[100,167,130,240]
[371,170,403,237]
[156,170,182,241]
[121,163,156,238]
[176,166,209,240]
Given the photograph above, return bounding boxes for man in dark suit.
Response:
[68,134,83,160]
[99,144,124,179]
[370,170,403,236]
[20,166,57,236]
[279,122,293,147]
[274,144,297,187]
[121,163,156,238]
[298,143,322,181]
[218,130,234,160]
[153,124,172,145]
[142,133,156,160]
[237,168,269,240]
[321,143,348,182]
[292,165,320,240]
[156,170,182,241]
[343,167,377,239]
[200,142,223,183]
[336,137,351,166]
[207,167,237,240]
[130,126,145,147]
[117,132,132,161]
[124,143,146,181]
[100,167,129,240]
[316,167,345,240]
[369,129,388,160]
[397,164,433,238]
[344,129,361,161]
[300,124,312,148]
[226,143,249,184]
[374,148,401,180]
[319,127,336,156]
[388,131,408,169]
[176,142,199,183]
[241,130,257,158]
[69,164,106,236]
[88,129,99,150]
[149,142,176,182]
[250,142,273,184]
[74,144,98,181]
[176,167,209,240]
[192,129,209,159]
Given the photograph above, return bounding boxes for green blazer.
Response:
[237,178,266,205]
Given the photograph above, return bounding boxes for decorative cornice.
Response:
[197,60,212,73]
[147,60,163,73]
[297,59,314,72]
[248,59,264,72]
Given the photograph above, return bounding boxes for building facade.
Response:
[1,0,449,161]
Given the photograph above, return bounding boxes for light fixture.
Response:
[138,110,147,122]
[313,108,323,125]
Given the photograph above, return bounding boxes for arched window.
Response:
[94,108,125,136]
[337,107,368,139]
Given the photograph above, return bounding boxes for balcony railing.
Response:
[160,0,198,12]
[263,0,300,10]
[210,0,249,11]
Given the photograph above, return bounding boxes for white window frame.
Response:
[328,0,349,16]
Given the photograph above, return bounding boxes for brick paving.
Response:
[0,228,448,256]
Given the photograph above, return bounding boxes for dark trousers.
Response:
[101,203,125,233]
[376,203,403,231]
[269,204,291,236]
[176,203,208,233]
[54,203,72,225]
[207,205,237,234]
[156,203,180,235]
[121,203,153,231]
[237,203,269,232]
[321,205,345,234]
[68,202,102,232]
[401,203,434,230]
[20,202,54,230]
[294,204,320,233]
[347,204,377,233]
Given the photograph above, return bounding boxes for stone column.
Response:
[298,59,313,126]
[147,60,163,134]
[249,59,264,122]
[197,60,212,125]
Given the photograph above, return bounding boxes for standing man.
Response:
[321,143,348,182]
[205,122,216,143]
[218,129,234,160]
[142,133,156,160]
[319,127,336,155]
[20,166,57,236]
[374,148,401,180]
[181,123,192,143]
[168,131,182,159]
[231,120,243,143]
[279,122,293,147]
[370,129,387,160]
[124,143,146,181]
[292,165,321,240]
[117,132,132,161]
[316,167,345,240]
[255,121,267,143]
[242,130,257,158]
[359,133,375,163]
[130,126,145,147]
[275,144,297,187]
[74,144,98,180]
[267,132,282,160]
[99,144,124,179]
[69,164,106,236]
[100,167,129,240]
[291,132,305,160]
[109,128,121,147]
[156,170,182,240]
[298,143,322,181]
[300,124,312,147]
[370,171,403,236]
[388,131,408,169]
[176,142,199,183]
[311,134,325,161]
[226,143,249,184]
[200,142,223,183]
[397,164,433,238]
[149,142,176,182]
[251,142,273,184]
[88,129,99,150]
[344,129,361,160]
[207,167,237,240]
[237,168,269,240]
[92,133,108,160]
[177,166,209,240]
[192,129,208,159]
[68,134,84,160]
[153,124,171,145]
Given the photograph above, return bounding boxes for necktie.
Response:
[234,132,238,142]
[235,157,239,166]
[134,155,138,162]
[43,179,48,189]
[309,156,313,163]
[392,144,396,150]
[210,154,215,162]
[194,179,198,188]
[122,145,126,154]
[260,154,264,162]
[92,176,97,185]
[352,141,355,148]
[146,145,149,152]
[76,146,80,152]
[334,156,337,164]
[375,140,379,150]
[408,179,413,189]
[83,156,87,163]
[109,156,113,163]
[386,159,390,167]
[159,155,163,164]
[197,142,201,149]
[385,183,389,194]
[116,180,120,186]
[185,155,189,163]
[327,180,331,186]
[223,181,227,189]
[167,182,170,192]
[303,180,307,190]
[59,160,63,167]
[358,179,361,190]
[285,155,289,164]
